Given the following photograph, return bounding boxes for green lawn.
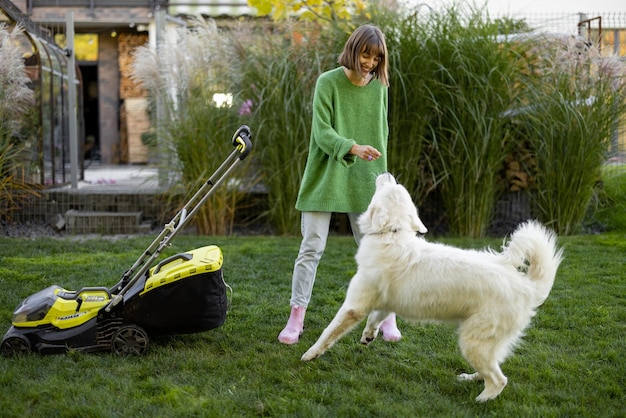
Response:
[0,232,624,417]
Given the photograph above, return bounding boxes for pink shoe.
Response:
[380,313,402,342]
[278,306,306,345]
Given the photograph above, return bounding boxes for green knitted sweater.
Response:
[295,67,389,213]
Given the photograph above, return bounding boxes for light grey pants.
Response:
[290,211,363,308]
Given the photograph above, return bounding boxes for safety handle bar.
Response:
[152,253,193,275]
[57,287,111,300]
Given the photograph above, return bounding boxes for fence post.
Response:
[66,10,79,189]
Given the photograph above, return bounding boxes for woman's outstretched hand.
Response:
[350,144,381,161]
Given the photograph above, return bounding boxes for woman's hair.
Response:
[337,25,389,87]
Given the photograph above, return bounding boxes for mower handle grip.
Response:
[232,125,252,160]
[152,252,193,275]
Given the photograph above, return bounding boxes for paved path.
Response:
[51,164,162,192]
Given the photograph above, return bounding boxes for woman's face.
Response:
[358,49,381,78]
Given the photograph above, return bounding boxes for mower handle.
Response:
[232,125,252,160]
[106,126,253,313]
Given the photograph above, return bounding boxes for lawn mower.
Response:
[1,126,252,356]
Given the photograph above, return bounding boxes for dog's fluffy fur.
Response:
[301,173,563,402]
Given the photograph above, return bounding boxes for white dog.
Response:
[301,173,563,402]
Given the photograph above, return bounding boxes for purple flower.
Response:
[239,99,254,116]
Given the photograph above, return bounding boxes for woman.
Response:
[278,25,402,345]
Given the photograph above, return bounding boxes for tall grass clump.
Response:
[0,23,38,221]
[378,8,442,203]
[131,18,253,235]
[514,37,626,234]
[239,23,364,235]
[413,6,521,237]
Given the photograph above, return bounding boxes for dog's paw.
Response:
[475,387,503,402]
[475,376,507,402]
[475,392,494,402]
[360,328,379,345]
[360,336,375,345]
[457,372,482,382]
[301,348,320,361]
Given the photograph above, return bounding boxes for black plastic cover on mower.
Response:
[122,268,228,336]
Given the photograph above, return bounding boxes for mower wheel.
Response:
[111,324,149,356]
[1,334,32,356]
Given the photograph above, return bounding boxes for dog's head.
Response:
[358,173,428,236]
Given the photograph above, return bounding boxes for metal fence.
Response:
[493,11,626,56]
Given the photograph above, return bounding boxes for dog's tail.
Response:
[502,220,564,308]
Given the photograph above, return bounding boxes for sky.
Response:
[414,0,626,15]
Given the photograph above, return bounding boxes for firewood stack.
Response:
[504,141,536,191]
[118,33,148,99]
[118,33,150,163]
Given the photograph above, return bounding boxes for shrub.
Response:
[514,37,626,234]
[589,165,626,231]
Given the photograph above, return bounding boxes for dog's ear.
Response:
[411,211,428,234]
[369,205,390,233]
[358,203,389,235]
[395,184,428,234]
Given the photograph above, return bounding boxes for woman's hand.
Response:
[350,144,381,161]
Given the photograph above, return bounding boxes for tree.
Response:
[247,0,370,22]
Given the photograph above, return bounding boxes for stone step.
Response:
[65,210,147,234]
